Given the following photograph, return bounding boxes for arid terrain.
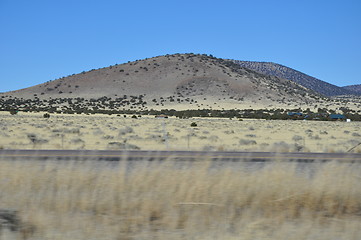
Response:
[1,53,361,239]
[1,112,360,153]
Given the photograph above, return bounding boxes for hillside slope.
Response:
[233,61,357,96]
[343,84,361,94]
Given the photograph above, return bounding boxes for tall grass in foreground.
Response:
[0,159,361,239]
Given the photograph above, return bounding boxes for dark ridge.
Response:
[232,61,359,96]
[343,84,361,94]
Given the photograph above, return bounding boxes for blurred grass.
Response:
[0,159,361,239]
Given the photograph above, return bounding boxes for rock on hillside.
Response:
[232,61,357,96]
[1,54,325,110]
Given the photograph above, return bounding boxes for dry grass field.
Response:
[0,159,361,239]
[1,111,361,239]
[0,112,360,153]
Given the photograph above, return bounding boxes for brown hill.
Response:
[1,54,325,110]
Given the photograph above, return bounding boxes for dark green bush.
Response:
[9,109,18,115]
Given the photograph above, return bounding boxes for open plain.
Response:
[0,112,360,153]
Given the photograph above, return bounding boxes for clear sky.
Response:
[0,0,360,92]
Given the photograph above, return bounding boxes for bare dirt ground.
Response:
[1,112,360,153]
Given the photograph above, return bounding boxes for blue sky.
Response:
[0,0,360,92]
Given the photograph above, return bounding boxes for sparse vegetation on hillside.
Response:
[0,53,337,109]
[233,60,359,96]
[343,84,361,94]
[1,53,360,115]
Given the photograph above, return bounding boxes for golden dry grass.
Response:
[1,112,361,153]
[1,159,361,239]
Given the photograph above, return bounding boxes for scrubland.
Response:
[0,159,361,239]
[1,112,361,239]
[0,112,360,153]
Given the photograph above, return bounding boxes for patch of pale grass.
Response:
[0,159,361,239]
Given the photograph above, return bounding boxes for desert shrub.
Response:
[43,113,50,118]
[239,139,257,145]
[27,133,48,144]
[63,128,80,134]
[102,135,114,140]
[224,130,235,134]
[70,138,84,144]
[118,126,134,136]
[190,122,197,127]
[131,115,138,119]
[269,141,293,152]
[309,134,321,140]
[246,134,256,138]
[292,135,303,141]
[107,141,140,150]
[27,133,38,143]
[9,109,18,115]
[33,124,47,129]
